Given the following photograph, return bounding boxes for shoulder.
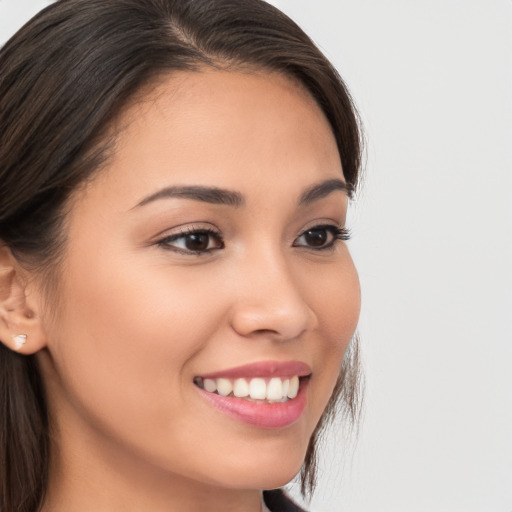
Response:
[263,489,307,512]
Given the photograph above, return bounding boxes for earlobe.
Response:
[12,333,28,350]
[0,244,48,354]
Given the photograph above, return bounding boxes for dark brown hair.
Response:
[0,0,363,510]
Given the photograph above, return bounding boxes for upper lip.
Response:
[197,361,312,380]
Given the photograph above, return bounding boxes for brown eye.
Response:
[293,225,349,250]
[301,228,329,247]
[184,232,210,251]
[158,229,224,254]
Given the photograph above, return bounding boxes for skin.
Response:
[2,70,360,512]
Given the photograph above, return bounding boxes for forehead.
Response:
[76,69,343,209]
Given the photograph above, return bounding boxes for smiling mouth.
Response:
[193,375,306,403]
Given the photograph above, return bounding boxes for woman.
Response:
[0,0,363,511]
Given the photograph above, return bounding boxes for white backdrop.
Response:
[1,1,511,511]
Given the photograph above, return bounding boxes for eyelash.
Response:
[156,227,223,255]
[293,224,351,250]
[156,224,350,255]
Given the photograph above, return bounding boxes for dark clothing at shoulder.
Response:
[263,489,307,512]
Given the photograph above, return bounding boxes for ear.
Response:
[0,244,48,354]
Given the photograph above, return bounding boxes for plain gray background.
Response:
[1,1,511,511]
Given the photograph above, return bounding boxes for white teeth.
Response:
[196,375,303,401]
[216,378,232,397]
[233,378,249,397]
[266,377,283,400]
[287,376,299,399]
[249,378,267,399]
[203,378,217,393]
[282,379,290,397]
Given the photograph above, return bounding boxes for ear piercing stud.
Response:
[13,334,27,350]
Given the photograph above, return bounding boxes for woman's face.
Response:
[38,70,360,491]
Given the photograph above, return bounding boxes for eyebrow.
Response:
[134,178,351,209]
[298,178,353,205]
[135,185,244,208]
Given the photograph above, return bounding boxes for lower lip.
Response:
[197,379,308,429]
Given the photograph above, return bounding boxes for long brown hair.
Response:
[0,1,363,510]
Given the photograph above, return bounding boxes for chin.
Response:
[207,444,306,491]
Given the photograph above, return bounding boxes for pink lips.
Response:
[198,360,311,379]
[195,361,311,429]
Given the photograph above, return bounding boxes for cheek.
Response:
[44,247,220,435]
[313,254,360,349]
[306,255,360,415]
[58,241,217,346]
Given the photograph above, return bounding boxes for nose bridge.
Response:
[229,242,316,340]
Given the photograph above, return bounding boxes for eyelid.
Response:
[152,222,218,242]
[293,223,351,250]
[151,220,350,255]
[154,224,224,255]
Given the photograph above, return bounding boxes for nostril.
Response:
[228,273,316,332]
[229,303,316,341]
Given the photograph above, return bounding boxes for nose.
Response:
[228,251,317,341]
